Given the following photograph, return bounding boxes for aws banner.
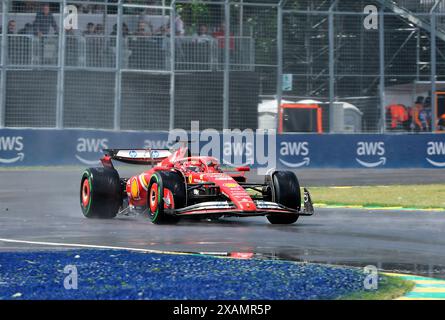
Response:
[276,134,445,169]
[0,128,444,168]
[0,129,169,167]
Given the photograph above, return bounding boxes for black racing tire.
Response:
[266,171,301,225]
[80,167,122,219]
[147,171,186,224]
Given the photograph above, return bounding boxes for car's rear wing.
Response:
[103,149,171,165]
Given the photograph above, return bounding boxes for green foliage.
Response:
[176,1,210,33]
[242,7,277,65]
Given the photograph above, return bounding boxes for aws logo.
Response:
[356,142,386,168]
[426,141,445,167]
[144,140,170,149]
[0,136,24,164]
[279,142,310,168]
[75,138,108,165]
[222,142,254,167]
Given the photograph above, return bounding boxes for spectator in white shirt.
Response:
[192,24,213,43]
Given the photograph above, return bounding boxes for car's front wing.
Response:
[170,188,314,217]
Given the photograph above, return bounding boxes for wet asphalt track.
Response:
[0,167,445,278]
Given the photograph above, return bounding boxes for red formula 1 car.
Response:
[80,143,314,224]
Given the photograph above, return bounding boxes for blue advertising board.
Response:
[0,128,444,169]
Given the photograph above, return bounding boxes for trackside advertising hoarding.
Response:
[0,128,444,168]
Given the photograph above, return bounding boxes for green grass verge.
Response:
[310,185,445,210]
[339,275,415,300]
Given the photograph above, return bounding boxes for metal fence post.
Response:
[223,0,230,130]
[169,1,176,131]
[328,2,336,133]
[416,28,420,82]
[276,1,283,131]
[431,13,437,132]
[56,0,67,129]
[240,0,244,37]
[114,0,123,131]
[0,1,8,128]
[379,7,386,133]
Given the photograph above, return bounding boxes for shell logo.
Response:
[131,178,140,199]
[139,174,148,191]
[224,183,238,188]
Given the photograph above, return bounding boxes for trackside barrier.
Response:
[0,129,444,168]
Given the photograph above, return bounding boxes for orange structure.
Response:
[279,104,323,134]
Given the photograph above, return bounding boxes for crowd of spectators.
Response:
[3,3,58,35]
[2,2,240,69]
[4,2,232,41]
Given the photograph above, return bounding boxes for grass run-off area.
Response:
[309,184,445,210]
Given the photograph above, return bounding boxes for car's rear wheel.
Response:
[147,171,185,224]
[80,167,122,219]
[266,171,301,225]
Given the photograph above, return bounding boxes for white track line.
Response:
[0,238,189,256]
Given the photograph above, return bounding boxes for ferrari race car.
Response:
[80,143,314,224]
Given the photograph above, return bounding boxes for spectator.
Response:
[134,21,152,36]
[83,23,95,36]
[402,106,413,131]
[18,23,34,35]
[213,22,235,50]
[111,23,129,37]
[192,24,213,43]
[7,20,17,34]
[80,3,92,14]
[412,96,425,131]
[33,3,58,36]
[160,13,185,36]
[174,14,185,36]
[123,23,130,37]
[386,103,408,130]
[94,24,105,35]
[438,113,445,131]
[138,11,155,33]
[420,96,432,131]
[153,24,169,36]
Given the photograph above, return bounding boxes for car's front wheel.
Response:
[147,171,185,224]
[266,171,301,225]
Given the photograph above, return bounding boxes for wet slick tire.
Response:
[80,167,121,219]
[147,171,185,224]
[266,171,301,225]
